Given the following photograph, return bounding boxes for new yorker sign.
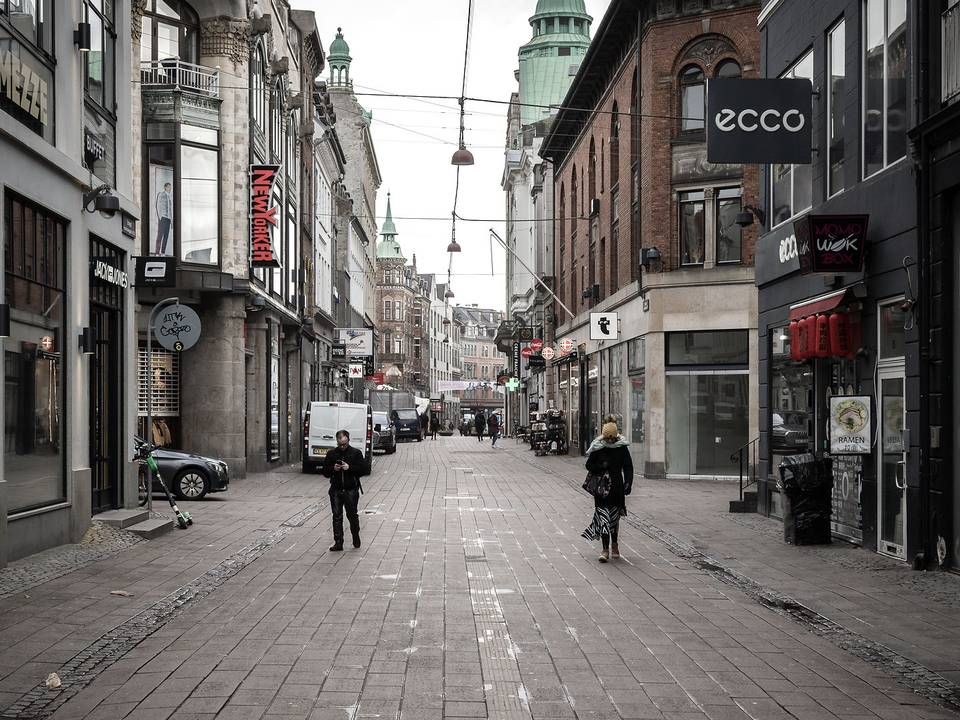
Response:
[249,164,281,268]
[707,79,812,164]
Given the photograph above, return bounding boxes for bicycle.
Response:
[133,438,193,529]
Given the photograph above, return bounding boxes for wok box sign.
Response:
[795,214,869,274]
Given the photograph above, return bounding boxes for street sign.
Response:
[512,342,521,377]
[520,347,533,359]
[332,343,347,361]
[530,338,543,352]
[517,326,535,343]
[795,214,869,274]
[348,364,364,379]
[558,338,575,354]
[134,256,176,287]
[542,346,556,360]
[590,312,619,341]
[153,303,201,352]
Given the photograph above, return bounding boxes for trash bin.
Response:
[778,453,833,545]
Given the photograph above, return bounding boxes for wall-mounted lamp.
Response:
[735,205,766,228]
[0,303,9,338]
[83,184,120,218]
[79,326,97,355]
[74,22,91,52]
[639,247,662,269]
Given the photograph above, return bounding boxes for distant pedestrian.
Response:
[487,412,500,447]
[474,411,487,442]
[430,413,440,440]
[419,411,429,440]
[321,430,371,552]
[582,421,633,563]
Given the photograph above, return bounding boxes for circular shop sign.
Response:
[154,303,202,352]
[558,338,575,354]
[541,346,556,360]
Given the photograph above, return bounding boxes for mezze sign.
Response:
[706,79,812,164]
[249,164,281,268]
[794,214,869,274]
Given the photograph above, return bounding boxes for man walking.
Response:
[488,411,500,447]
[321,430,370,551]
[475,410,487,442]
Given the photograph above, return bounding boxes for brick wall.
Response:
[553,7,761,313]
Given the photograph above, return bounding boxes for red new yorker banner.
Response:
[249,164,281,268]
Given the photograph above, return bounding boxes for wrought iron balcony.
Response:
[140,60,220,98]
[944,3,960,104]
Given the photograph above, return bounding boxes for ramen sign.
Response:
[830,396,871,455]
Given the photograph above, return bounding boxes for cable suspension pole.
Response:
[489,229,575,320]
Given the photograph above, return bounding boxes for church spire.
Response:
[381,192,398,239]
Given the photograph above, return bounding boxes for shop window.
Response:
[769,325,813,517]
[628,337,645,372]
[679,65,705,133]
[137,346,180,448]
[879,300,907,359]
[828,20,846,196]
[251,44,267,133]
[863,0,907,177]
[679,191,705,266]
[588,137,597,201]
[771,50,814,227]
[667,330,748,366]
[145,125,219,265]
[4,192,67,513]
[2,0,53,53]
[716,187,743,264]
[608,343,624,428]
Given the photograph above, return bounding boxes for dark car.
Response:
[390,408,424,442]
[135,436,229,500]
[372,411,397,454]
[772,412,810,452]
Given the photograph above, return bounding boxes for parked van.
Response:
[390,408,424,442]
[302,401,373,473]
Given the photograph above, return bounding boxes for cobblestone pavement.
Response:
[0,436,958,719]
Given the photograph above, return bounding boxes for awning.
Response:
[788,285,863,322]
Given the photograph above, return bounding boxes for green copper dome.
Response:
[380,193,397,238]
[376,194,404,261]
[533,0,590,18]
[329,28,351,61]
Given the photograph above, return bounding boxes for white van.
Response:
[302,401,373,473]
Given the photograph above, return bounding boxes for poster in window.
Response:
[149,163,174,256]
[829,396,871,454]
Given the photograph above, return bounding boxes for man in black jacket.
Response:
[320,430,371,551]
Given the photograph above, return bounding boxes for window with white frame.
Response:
[828,20,847,196]
[394,300,402,322]
[863,0,907,177]
[771,51,814,227]
[384,299,392,321]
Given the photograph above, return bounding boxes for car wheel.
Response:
[174,468,208,500]
[387,444,397,454]
[301,462,314,474]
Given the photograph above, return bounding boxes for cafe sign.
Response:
[830,396,871,455]
[795,214,869,274]
[249,164,281,268]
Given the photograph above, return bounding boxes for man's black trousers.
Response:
[330,487,360,545]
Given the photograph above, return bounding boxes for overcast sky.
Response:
[301,0,612,311]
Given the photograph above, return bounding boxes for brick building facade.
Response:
[541,0,761,479]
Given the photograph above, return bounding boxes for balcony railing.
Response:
[944,3,960,104]
[140,59,220,99]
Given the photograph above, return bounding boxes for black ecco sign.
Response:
[707,79,813,164]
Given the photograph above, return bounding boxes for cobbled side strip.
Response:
[0,522,143,600]
[0,501,324,719]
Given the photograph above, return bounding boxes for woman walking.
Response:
[582,420,633,562]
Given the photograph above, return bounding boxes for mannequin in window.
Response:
[154,182,173,255]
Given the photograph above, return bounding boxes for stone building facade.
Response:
[1,0,138,564]
[541,0,761,479]
[454,306,508,413]
[375,197,429,395]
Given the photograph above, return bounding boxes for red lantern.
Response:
[798,316,815,360]
[789,321,802,362]
[815,315,831,358]
[829,312,851,358]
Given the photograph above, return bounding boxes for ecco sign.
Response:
[707,79,812,164]
[779,234,798,263]
[714,108,806,134]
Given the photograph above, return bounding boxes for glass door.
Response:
[878,367,906,558]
